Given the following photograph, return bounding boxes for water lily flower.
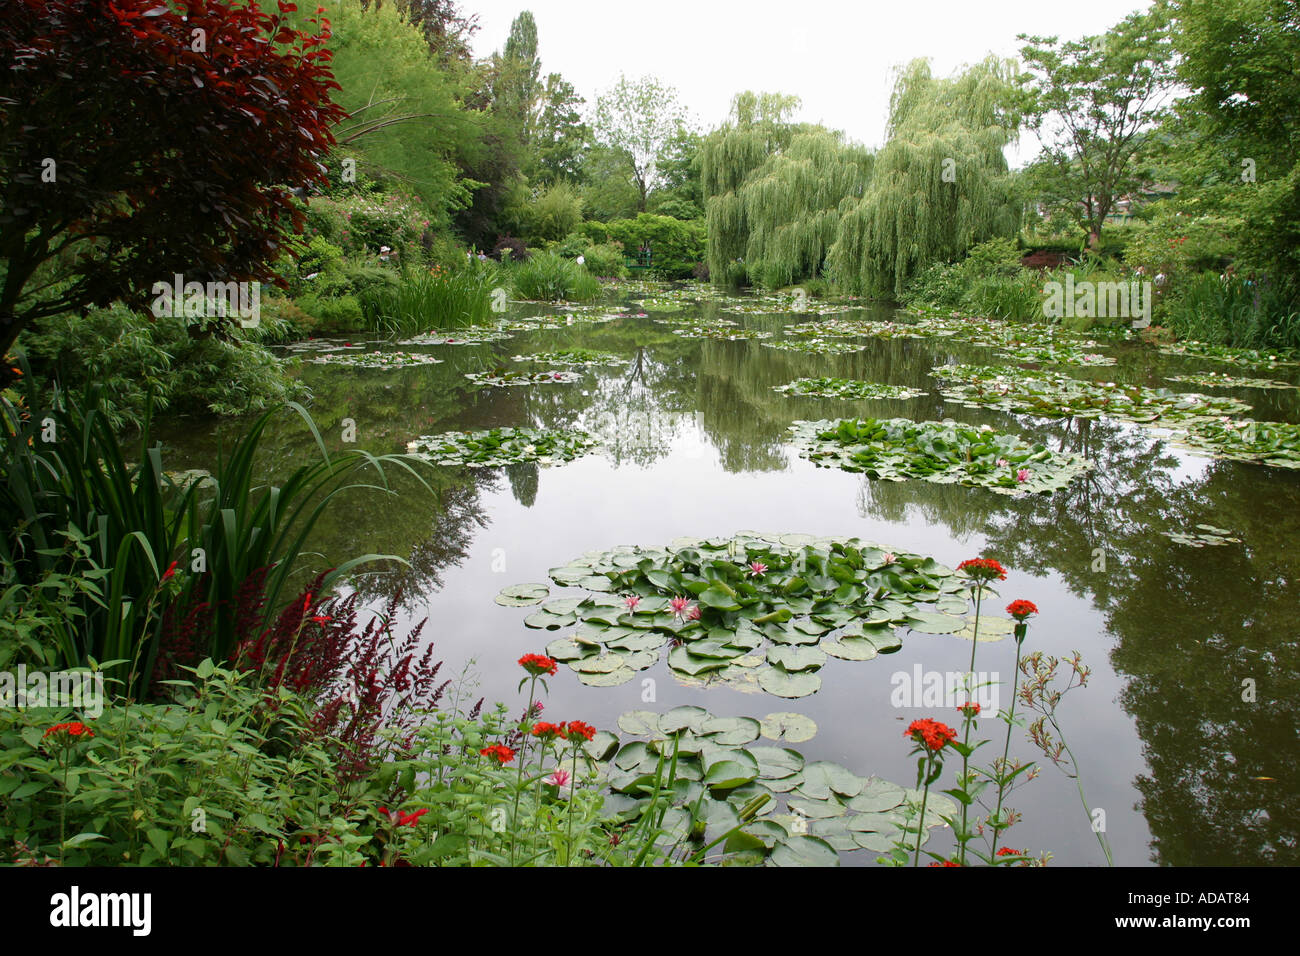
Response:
[624,595,640,611]
[687,605,702,621]
[747,561,768,577]
[1016,469,1029,482]
[997,458,1009,468]
[546,768,571,788]
[669,595,695,620]
[882,552,896,564]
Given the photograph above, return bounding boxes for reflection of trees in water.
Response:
[582,347,698,469]
[849,411,1300,864]
[505,461,538,507]
[347,470,497,609]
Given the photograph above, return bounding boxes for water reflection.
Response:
[152,291,1300,865]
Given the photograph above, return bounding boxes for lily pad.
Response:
[494,583,550,606]
[760,712,818,743]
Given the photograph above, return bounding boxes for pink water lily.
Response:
[687,605,702,621]
[997,458,1009,468]
[624,595,641,611]
[882,552,896,564]
[747,561,768,577]
[546,768,571,788]
[1016,469,1029,482]
[669,595,695,620]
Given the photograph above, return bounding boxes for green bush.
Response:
[581,215,706,279]
[0,661,374,866]
[296,293,366,333]
[359,267,499,336]
[1165,272,1300,350]
[16,305,306,429]
[509,252,602,302]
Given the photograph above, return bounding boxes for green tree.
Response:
[700,91,804,284]
[1018,2,1178,244]
[1171,0,1300,295]
[592,75,690,212]
[827,57,1022,297]
[534,73,588,184]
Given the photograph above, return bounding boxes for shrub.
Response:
[509,252,602,302]
[296,293,366,333]
[16,305,306,429]
[1165,272,1300,350]
[359,267,499,336]
[582,215,706,279]
[491,235,531,263]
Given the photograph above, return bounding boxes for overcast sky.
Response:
[469,0,1155,165]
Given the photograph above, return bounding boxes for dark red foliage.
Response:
[235,577,450,781]
[0,0,348,353]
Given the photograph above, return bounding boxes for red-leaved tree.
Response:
[0,0,349,357]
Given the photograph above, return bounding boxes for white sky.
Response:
[470,0,1155,165]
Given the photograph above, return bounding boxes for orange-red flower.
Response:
[1006,599,1038,620]
[43,721,94,740]
[561,720,596,743]
[480,744,516,765]
[996,847,1023,857]
[531,721,565,740]
[957,702,981,717]
[957,558,1007,582]
[905,718,958,753]
[928,860,962,866]
[518,653,558,677]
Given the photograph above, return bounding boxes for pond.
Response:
[154,284,1300,866]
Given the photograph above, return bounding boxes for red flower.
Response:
[957,702,981,717]
[379,807,429,826]
[956,558,1007,583]
[1006,599,1038,620]
[480,744,516,765]
[43,721,94,740]
[531,721,565,740]
[518,653,558,677]
[312,615,332,625]
[905,718,958,753]
[160,561,178,582]
[928,860,962,866]
[996,847,1023,857]
[561,720,596,743]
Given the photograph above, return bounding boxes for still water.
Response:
[156,288,1300,866]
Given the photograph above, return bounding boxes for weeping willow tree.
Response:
[827,56,1022,298]
[738,130,874,288]
[701,92,803,285]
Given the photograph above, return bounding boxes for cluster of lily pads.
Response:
[634,297,686,313]
[1165,371,1297,390]
[773,378,928,401]
[497,532,1002,697]
[672,326,774,341]
[1158,341,1300,369]
[790,418,1093,495]
[931,364,1251,425]
[405,426,599,467]
[399,329,513,346]
[587,705,956,864]
[464,368,583,387]
[306,350,444,369]
[1174,418,1300,469]
[512,348,626,368]
[762,339,867,355]
[787,316,1116,367]
[1162,524,1242,548]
